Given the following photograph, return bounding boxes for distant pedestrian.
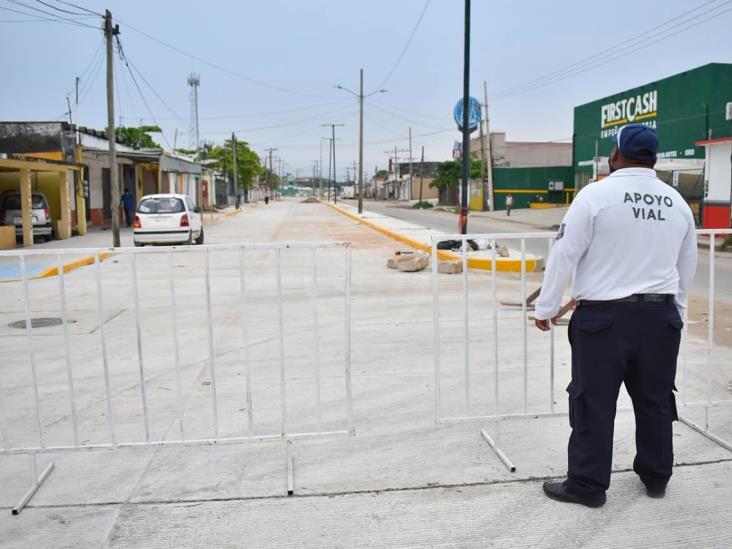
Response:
[120,188,134,227]
[235,193,241,209]
[506,193,514,216]
[535,124,697,508]
[264,193,270,205]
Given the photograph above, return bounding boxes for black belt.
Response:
[578,294,672,306]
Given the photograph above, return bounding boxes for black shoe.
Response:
[542,481,606,508]
[644,484,666,499]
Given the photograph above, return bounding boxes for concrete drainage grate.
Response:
[8,317,75,329]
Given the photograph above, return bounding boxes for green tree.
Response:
[375,169,389,179]
[430,159,481,190]
[114,125,162,149]
[207,139,262,191]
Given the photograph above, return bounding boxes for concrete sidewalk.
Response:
[469,205,569,230]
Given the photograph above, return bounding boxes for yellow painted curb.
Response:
[0,251,116,283]
[323,201,538,272]
[36,251,116,279]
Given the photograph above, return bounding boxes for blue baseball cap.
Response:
[615,124,659,163]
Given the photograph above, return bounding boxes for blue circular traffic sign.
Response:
[453,97,481,133]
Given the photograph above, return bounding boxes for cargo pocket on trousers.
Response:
[567,382,585,432]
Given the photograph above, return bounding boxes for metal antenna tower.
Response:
[187,73,200,152]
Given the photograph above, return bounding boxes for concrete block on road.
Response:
[438,260,463,274]
[396,251,429,272]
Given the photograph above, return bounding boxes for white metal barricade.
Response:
[431,229,732,472]
[0,241,353,514]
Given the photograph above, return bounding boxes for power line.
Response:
[369,102,448,131]
[115,36,174,150]
[117,58,140,126]
[376,0,431,89]
[494,0,725,96]
[0,3,82,22]
[109,98,352,123]
[200,104,359,136]
[125,55,186,123]
[115,16,338,100]
[113,40,123,124]
[493,0,732,98]
[77,44,105,104]
[371,98,452,125]
[34,0,94,16]
[48,0,102,16]
[0,16,73,21]
[76,37,105,87]
[6,0,99,28]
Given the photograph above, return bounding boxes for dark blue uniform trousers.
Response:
[566,297,683,497]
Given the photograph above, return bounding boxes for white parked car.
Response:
[133,194,204,246]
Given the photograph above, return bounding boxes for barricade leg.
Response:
[480,429,516,472]
[12,454,55,515]
[286,439,294,496]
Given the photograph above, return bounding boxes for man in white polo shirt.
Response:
[534,124,697,508]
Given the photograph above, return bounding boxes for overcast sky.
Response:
[1,0,731,179]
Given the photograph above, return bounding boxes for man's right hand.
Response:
[535,318,552,331]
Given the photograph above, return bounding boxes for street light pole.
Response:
[358,68,364,213]
[321,124,344,204]
[327,138,332,202]
[335,73,386,213]
[332,124,337,205]
[460,0,471,234]
[265,148,277,198]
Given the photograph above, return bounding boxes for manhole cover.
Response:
[8,317,75,329]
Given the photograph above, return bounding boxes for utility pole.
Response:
[231,133,238,203]
[419,145,425,205]
[104,10,121,247]
[319,137,328,199]
[327,138,332,201]
[408,126,414,202]
[394,145,399,200]
[265,148,277,197]
[321,124,344,204]
[335,70,387,212]
[74,76,80,133]
[73,75,86,235]
[312,160,319,196]
[479,96,487,211]
[358,68,364,213]
[483,80,494,211]
[459,0,471,234]
[386,146,409,200]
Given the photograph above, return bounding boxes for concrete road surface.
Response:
[1,199,730,548]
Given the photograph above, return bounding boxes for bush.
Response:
[412,201,434,209]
